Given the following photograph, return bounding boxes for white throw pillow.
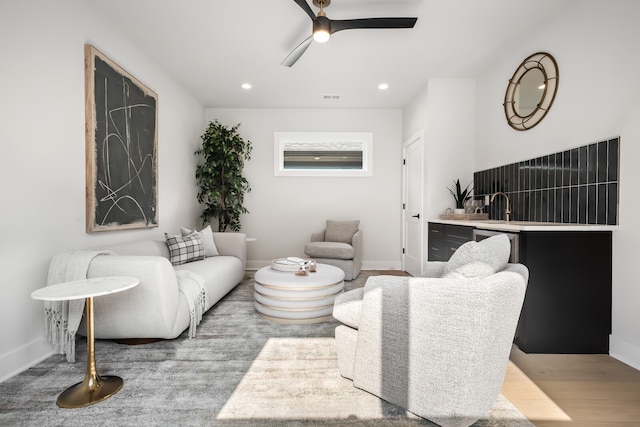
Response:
[442,234,511,279]
[181,225,219,257]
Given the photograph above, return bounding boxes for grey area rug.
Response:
[0,271,533,427]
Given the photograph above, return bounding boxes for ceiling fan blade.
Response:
[330,17,417,34]
[292,0,317,21]
[281,36,314,67]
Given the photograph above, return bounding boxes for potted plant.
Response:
[448,179,473,214]
[195,120,252,232]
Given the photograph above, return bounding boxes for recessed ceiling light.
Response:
[378,83,389,90]
[241,83,252,89]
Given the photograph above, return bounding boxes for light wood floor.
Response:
[502,345,640,426]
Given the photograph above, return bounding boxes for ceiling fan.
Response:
[282,0,418,67]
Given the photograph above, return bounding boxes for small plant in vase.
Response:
[448,179,473,214]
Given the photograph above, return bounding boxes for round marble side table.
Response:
[31,276,139,408]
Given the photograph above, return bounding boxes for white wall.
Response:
[403,79,476,274]
[0,0,205,381]
[206,108,403,270]
[404,79,476,220]
[473,0,640,369]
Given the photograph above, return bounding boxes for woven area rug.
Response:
[0,271,533,426]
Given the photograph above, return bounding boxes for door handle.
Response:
[412,213,420,219]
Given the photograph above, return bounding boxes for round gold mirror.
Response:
[504,52,559,131]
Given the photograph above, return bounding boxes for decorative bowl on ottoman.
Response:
[271,257,316,275]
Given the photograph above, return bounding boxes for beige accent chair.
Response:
[332,234,528,427]
[304,220,362,280]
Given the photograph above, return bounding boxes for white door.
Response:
[402,131,424,276]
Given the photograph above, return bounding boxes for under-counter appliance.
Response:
[472,229,519,263]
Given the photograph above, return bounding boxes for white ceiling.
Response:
[84,0,574,109]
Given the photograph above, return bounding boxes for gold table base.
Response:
[57,296,123,408]
[57,374,123,408]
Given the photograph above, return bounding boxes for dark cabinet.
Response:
[515,231,612,354]
[428,223,473,261]
[427,222,612,354]
[427,222,446,261]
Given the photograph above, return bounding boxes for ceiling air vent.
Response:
[323,94,341,101]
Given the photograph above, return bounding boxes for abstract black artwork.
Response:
[85,44,158,232]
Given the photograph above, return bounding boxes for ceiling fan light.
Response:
[313,16,331,43]
[313,29,330,43]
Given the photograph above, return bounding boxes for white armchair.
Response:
[304,220,362,280]
[332,234,528,427]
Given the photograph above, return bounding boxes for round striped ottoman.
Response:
[253,263,345,323]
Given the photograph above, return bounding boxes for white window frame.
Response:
[274,131,373,177]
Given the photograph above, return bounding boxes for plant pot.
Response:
[454,208,466,214]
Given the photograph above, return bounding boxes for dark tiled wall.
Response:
[473,137,619,225]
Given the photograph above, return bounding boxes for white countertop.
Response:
[430,218,619,232]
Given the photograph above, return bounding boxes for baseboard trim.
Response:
[245,260,271,270]
[609,335,640,371]
[0,338,53,383]
[362,261,403,270]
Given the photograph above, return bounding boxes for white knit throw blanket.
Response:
[176,270,207,338]
[44,250,113,362]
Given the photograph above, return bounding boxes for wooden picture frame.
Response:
[85,44,158,232]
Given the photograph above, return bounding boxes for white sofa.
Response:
[78,232,246,340]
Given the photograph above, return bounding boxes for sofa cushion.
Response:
[333,288,365,329]
[181,225,219,257]
[304,241,355,260]
[165,232,206,266]
[442,234,511,279]
[325,220,359,244]
[174,255,244,310]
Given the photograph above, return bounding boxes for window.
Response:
[274,132,373,177]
